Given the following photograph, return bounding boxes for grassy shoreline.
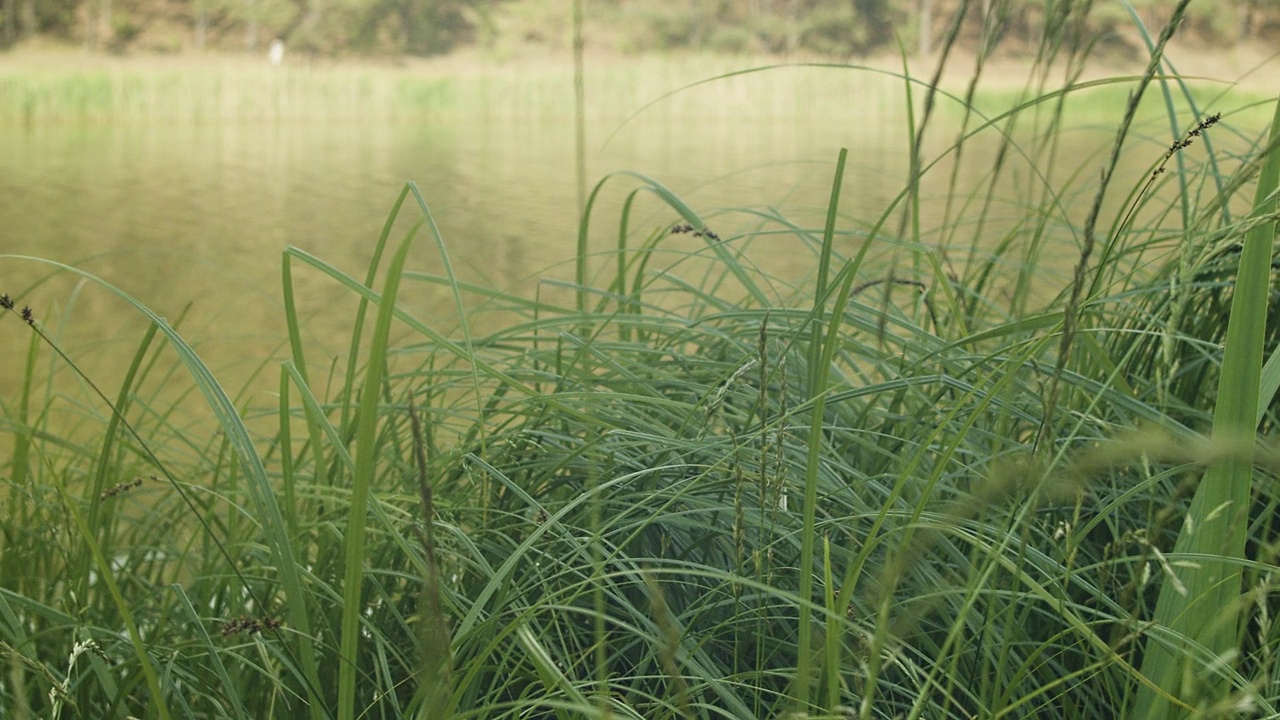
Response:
[4,13,1280,720]
[2,41,1275,123]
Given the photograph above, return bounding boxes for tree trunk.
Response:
[918,0,933,55]
[1236,0,1254,42]
[294,0,322,53]
[20,0,35,37]
[195,6,207,50]
[97,0,112,50]
[786,0,798,53]
[745,0,760,50]
[397,0,414,53]
[84,0,96,49]
[3,0,13,45]
[853,0,892,51]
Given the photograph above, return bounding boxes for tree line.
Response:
[1,0,1275,58]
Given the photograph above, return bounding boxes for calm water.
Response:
[1,99,1116,426]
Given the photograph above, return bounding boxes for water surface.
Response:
[0,75,1140,432]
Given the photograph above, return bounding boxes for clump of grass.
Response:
[4,8,1280,720]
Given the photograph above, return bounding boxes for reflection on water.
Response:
[1,101,1118,433]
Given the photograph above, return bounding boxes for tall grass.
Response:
[4,8,1280,720]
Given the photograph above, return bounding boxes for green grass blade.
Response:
[516,623,588,720]
[1259,344,1280,428]
[793,147,847,712]
[1135,92,1280,719]
[172,585,252,720]
[338,184,407,440]
[2,330,41,611]
[336,223,418,720]
[75,322,158,607]
[57,484,171,720]
[405,183,487,448]
[283,360,357,473]
[2,257,327,718]
[577,170,766,309]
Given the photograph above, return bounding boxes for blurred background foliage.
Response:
[0,0,1276,59]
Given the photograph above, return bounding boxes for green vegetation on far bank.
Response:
[2,47,1274,126]
[5,4,1280,720]
[3,0,1278,62]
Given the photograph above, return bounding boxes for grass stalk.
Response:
[793,147,847,712]
[336,222,419,720]
[1037,0,1192,453]
[2,279,328,716]
[408,398,453,719]
[1134,90,1280,719]
[57,485,171,720]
